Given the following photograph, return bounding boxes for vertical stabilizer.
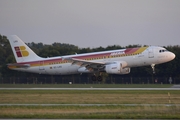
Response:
[8,35,43,63]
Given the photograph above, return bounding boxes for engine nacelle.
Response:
[105,61,130,74]
[78,67,91,73]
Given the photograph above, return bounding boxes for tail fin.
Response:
[8,35,43,63]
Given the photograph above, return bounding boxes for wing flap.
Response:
[63,57,105,71]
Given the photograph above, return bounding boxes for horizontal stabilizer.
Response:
[7,63,30,68]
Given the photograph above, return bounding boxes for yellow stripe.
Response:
[134,47,148,54]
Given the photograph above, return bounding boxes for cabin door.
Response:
[39,61,45,70]
[148,48,154,58]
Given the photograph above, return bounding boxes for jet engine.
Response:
[105,61,130,74]
[78,67,91,73]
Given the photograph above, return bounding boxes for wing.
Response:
[63,57,106,71]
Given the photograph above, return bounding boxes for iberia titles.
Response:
[110,51,125,56]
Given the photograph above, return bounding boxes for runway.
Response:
[0,103,179,107]
[0,88,180,90]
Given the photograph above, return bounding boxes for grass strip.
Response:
[0,90,179,118]
[0,90,180,104]
[0,105,180,119]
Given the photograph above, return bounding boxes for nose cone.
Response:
[169,52,175,61]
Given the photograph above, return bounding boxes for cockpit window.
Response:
[159,49,168,53]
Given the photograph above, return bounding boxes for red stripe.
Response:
[17,48,142,65]
[125,48,138,54]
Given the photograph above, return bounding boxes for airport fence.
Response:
[0,76,179,84]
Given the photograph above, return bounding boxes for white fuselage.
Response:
[10,46,175,75]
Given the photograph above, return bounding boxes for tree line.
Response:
[0,34,180,84]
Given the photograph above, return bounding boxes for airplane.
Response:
[7,35,175,81]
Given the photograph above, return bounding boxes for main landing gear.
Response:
[91,73,103,82]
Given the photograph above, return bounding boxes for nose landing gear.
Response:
[151,64,157,84]
[151,64,155,74]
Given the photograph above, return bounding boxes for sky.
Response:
[0,0,180,48]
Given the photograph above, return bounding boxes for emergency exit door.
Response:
[39,61,45,70]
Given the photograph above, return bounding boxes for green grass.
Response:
[0,90,180,104]
[0,83,173,88]
[0,105,180,119]
[0,89,180,119]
